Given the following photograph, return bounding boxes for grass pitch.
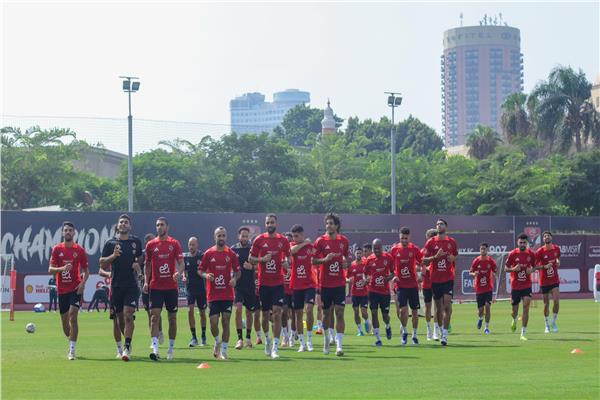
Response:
[2,300,599,399]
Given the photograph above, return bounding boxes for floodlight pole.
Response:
[120,76,139,213]
[385,92,402,215]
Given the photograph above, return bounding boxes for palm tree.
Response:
[466,125,502,159]
[528,66,599,152]
[500,92,531,143]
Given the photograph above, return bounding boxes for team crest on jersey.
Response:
[340,244,344,250]
[132,242,137,248]
[73,253,78,258]
[383,260,388,266]
[409,251,413,257]
[225,256,230,262]
[278,242,283,249]
[169,245,173,251]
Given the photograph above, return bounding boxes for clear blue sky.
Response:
[2,1,598,152]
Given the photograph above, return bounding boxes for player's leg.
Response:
[304,289,315,350]
[334,297,346,356]
[220,306,232,360]
[198,297,208,346]
[165,290,178,359]
[380,294,391,342]
[59,298,70,337]
[293,290,305,351]
[244,303,254,347]
[289,296,297,347]
[360,299,371,333]
[398,290,409,343]
[112,311,123,357]
[66,291,81,359]
[484,300,491,334]
[188,302,198,346]
[433,284,444,341]
[149,290,164,359]
[352,303,363,336]
[369,293,382,346]
[234,287,244,349]
[316,292,324,334]
[280,303,290,347]
[550,286,560,331]
[441,293,452,345]
[259,286,274,356]
[209,303,222,359]
[543,290,551,333]
[521,293,531,340]
[409,289,420,344]
[254,307,262,344]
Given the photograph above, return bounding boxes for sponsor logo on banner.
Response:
[461,270,475,295]
[24,275,52,303]
[559,243,582,258]
[588,246,600,258]
[1,276,11,303]
[559,269,580,293]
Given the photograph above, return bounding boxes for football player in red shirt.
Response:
[49,221,89,360]
[346,247,369,336]
[312,213,350,356]
[364,239,395,346]
[469,243,498,335]
[199,227,241,360]
[422,229,439,341]
[249,214,291,359]
[535,231,561,333]
[143,217,185,360]
[505,233,536,341]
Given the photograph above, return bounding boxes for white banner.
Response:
[24,275,52,303]
[1,276,11,304]
[558,269,580,293]
[83,275,109,302]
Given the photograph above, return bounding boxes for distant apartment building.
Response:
[229,89,310,134]
[441,18,524,146]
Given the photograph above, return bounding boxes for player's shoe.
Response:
[166,349,174,360]
[426,330,433,341]
[280,339,289,348]
[441,335,448,346]
[433,329,440,341]
[189,338,199,347]
[401,332,408,345]
[477,319,483,330]
[375,340,382,347]
[149,351,160,361]
[219,352,228,361]
[298,344,307,352]
[511,319,517,332]
[264,338,272,357]
[307,341,314,352]
[356,331,364,337]
[67,350,76,360]
[323,339,330,355]
[200,337,207,347]
[544,326,551,334]
[271,348,280,359]
[335,347,344,357]
[256,337,263,345]
[315,328,323,335]
[289,337,296,348]
[329,335,335,346]
[121,348,130,362]
[158,331,164,345]
[484,328,490,335]
[213,342,221,359]
[235,339,243,350]
[244,338,253,348]
[551,323,559,333]
[412,336,419,345]
[116,350,123,359]
[385,326,392,340]
[520,335,528,341]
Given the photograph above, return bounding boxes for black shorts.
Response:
[321,286,346,309]
[259,285,285,311]
[59,290,81,314]
[432,280,454,300]
[235,286,258,311]
[111,286,140,313]
[284,293,294,308]
[209,300,233,316]
[397,287,420,310]
[351,295,368,308]
[476,291,493,308]
[541,283,560,294]
[368,292,391,313]
[150,289,179,313]
[511,288,532,306]
[187,290,207,310]
[422,288,433,303]
[292,288,316,310]
[142,292,150,311]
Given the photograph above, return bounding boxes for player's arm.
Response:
[230,270,242,287]
[290,239,310,255]
[312,252,335,265]
[99,264,112,278]
[99,242,121,268]
[77,255,90,294]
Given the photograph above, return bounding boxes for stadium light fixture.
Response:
[119,75,141,212]
[385,91,402,215]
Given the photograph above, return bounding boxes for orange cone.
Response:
[197,362,211,368]
[570,349,583,354]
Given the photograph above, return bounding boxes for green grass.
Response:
[2,300,599,399]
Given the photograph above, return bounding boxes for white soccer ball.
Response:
[34,303,46,312]
[26,323,36,333]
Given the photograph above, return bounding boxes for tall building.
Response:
[591,74,600,113]
[229,89,310,134]
[441,17,524,146]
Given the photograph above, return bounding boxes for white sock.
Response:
[544,316,550,326]
[442,328,449,337]
[401,325,407,334]
[221,341,228,353]
[215,335,221,343]
[257,331,263,340]
[299,334,305,345]
[307,331,313,340]
[513,315,518,322]
[265,333,271,341]
[357,324,363,333]
[374,328,381,341]
[434,323,440,332]
[478,316,484,321]
[273,337,280,350]
[116,341,123,353]
[151,337,159,353]
[282,327,288,340]
[328,328,334,338]
[317,320,323,330]
[552,313,558,323]
[336,333,343,348]
[412,328,417,337]
[426,321,432,332]
[291,330,296,339]
[168,339,175,350]
[485,322,489,329]
[69,340,76,352]
[521,327,527,335]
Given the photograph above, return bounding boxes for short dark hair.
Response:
[426,228,438,239]
[144,233,154,243]
[157,217,168,225]
[517,233,529,241]
[284,232,293,239]
[480,242,489,248]
[290,224,304,233]
[362,243,372,250]
[62,221,74,229]
[118,214,131,223]
[266,213,278,221]
[238,226,250,234]
[400,227,410,235]
[325,212,341,231]
[542,231,552,237]
[436,218,448,227]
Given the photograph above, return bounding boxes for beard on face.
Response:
[217,239,225,247]
[267,226,276,234]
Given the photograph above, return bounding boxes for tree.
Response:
[529,66,600,152]
[500,92,531,143]
[275,104,342,147]
[466,125,502,160]
[558,150,600,215]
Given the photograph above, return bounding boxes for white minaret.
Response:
[321,99,336,135]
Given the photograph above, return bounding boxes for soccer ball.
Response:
[34,303,46,312]
[26,323,36,333]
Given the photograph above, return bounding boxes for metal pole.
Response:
[391,104,396,215]
[127,81,134,213]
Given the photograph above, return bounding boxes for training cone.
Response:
[197,362,211,369]
[570,349,583,354]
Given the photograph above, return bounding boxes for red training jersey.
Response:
[347,259,368,296]
[199,246,239,302]
[535,245,561,286]
[506,248,536,291]
[364,253,394,295]
[250,233,290,287]
[50,242,89,295]
[423,236,458,283]
[290,243,317,290]
[390,243,422,290]
[145,236,184,290]
[420,248,432,289]
[469,256,498,294]
[314,234,350,288]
